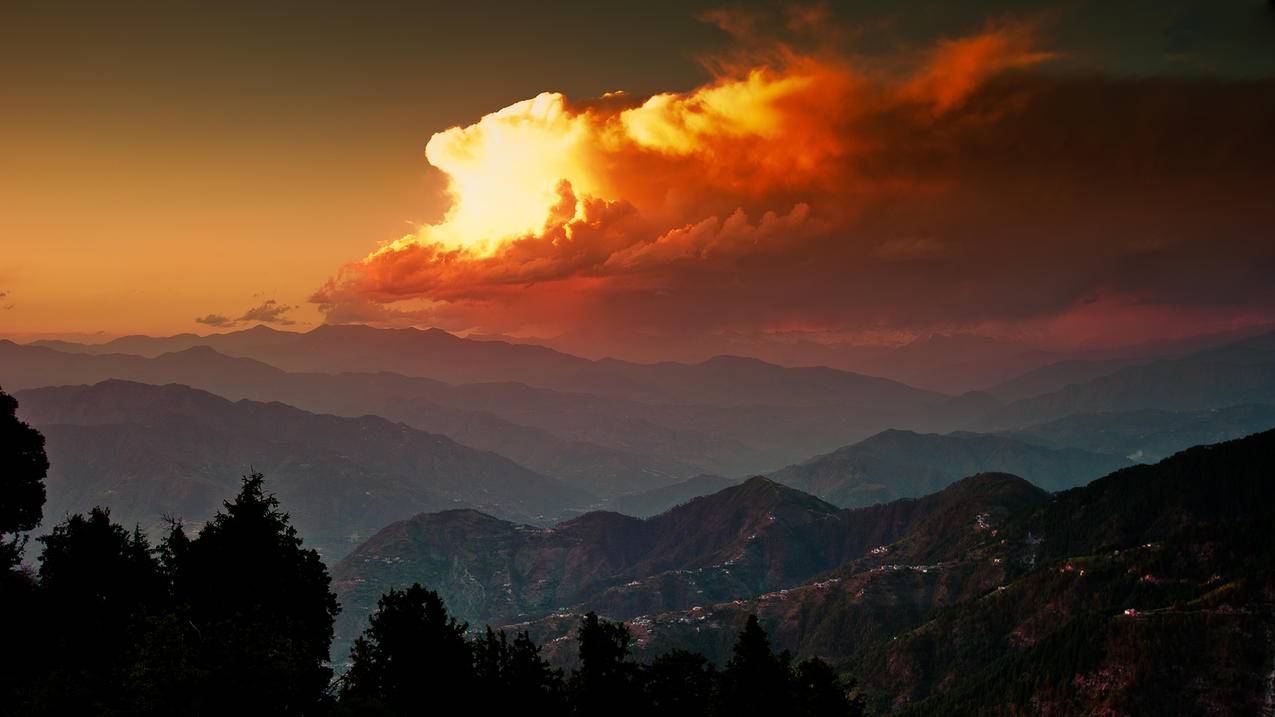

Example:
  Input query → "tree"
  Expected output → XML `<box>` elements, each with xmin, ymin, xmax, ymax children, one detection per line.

<box><xmin>0</xmin><ymin>386</ymin><xmax>47</xmax><ymax>709</ymax></box>
<box><xmin>793</xmin><ymin>656</ymin><xmax>864</xmax><ymax>717</ymax></box>
<box><xmin>571</xmin><ymin>612</ymin><xmax>645</xmax><ymax>715</ymax></box>
<box><xmin>719</xmin><ymin>614</ymin><xmax>793</xmax><ymax>715</ymax></box>
<box><xmin>173</xmin><ymin>473</ymin><xmax>339</xmax><ymax>713</ymax></box>
<box><xmin>29</xmin><ymin>508</ymin><xmax>166</xmax><ymax>713</ymax></box>
<box><xmin>507</xmin><ymin>629</ymin><xmax>565</xmax><ymax>710</ymax></box>
<box><xmin>340</xmin><ymin>583</ymin><xmax>473</xmax><ymax>712</ymax></box>
<box><xmin>0</xmin><ymin>387</ymin><xmax>48</xmax><ymax>571</ymax></box>
<box><xmin>643</xmin><ymin>649</ymin><xmax>717</xmax><ymax>716</ymax></box>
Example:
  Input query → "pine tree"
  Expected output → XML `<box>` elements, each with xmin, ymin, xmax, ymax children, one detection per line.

<box><xmin>173</xmin><ymin>473</ymin><xmax>339</xmax><ymax>713</ymax></box>
<box><xmin>571</xmin><ymin>612</ymin><xmax>645</xmax><ymax>716</ymax></box>
<box><xmin>30</xmin><ymin>508</ymin><xmax>166</xmax><ymax>712</ymax></box>
<box><xmin>340</xmin><ymin>583</ymin><xmax>474</xmax><ymax>712</ymax></box>
<box><xmin>720</xmin><ymin>614</ymin><xmax>793</xmax><ymax>714</ymax></box>
<box><xmin>0</xmin><ymin>387</ymin><xmax>48</xmax><ymax>571</ymax></box>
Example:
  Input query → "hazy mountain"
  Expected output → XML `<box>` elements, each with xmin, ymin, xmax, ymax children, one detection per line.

<box><xmin>16</xmin><ymin>380</ymin><xmax>592</xmax><ymax>560</ymax></box>
<box><xmin>331</xmin><ymin>473</ymin><xmax>1049</xmax><ymax>659</ymax></box>
<box><xmin>1004</xmin><ymin>404</ymin><xmax>1275</xmax><ymax>461</ymax></box>
<box><xmin>0</xmin><ymin>341</ymin><xmax>713</xmax><ymax>495</ymax></box>
<box><xmin>609</xmin><ymin>430</ymin><xmax>1275</xmax><ymax>715</ymax></box>
<box><xmin>979</xmin><ymin>329</ymin><xmax>1275</xmax><ymax>429</ymax></box>
<box><xmin>982</xmin><ymin>357</ymin><xmax>1146</xmax><ymax>402</ymax></box>
<box><xmin>27</xmin><ymin>325</ymin><xmax>949</xmax><ymax>409</ymax></box>
<box><xmin>768</xmin><ymin>429</ymin><xmax>1131</xmax><ymax>507</ymax></box>
<box><xmin>605</xmin><ymin>474</ymin><xmax>740</xmax><ymax>518</ymax></box>
<box><xmin>1</xmin><ymin>340</ymin><xmax>977</xmax><ymax>490</ymax></box>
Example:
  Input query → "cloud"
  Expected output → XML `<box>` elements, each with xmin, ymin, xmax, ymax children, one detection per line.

<box><xmin>237</xmin><ymin>299</ymin><xmax>296</xmax><ymax>325</ymax></box>
<box><xmin>313</xmin><ymin>20</ymin><xmax>1275</xmax><ymax>352</ymax></box>
<box><xmin>195</xmin><ymin>299</ymin><xmax>297</xmax><ymax>328</ymax></box>
<box><xmin>195</xmin><ymin>313</ymin><xmax>235</xmax><ymax>327</ymax></box>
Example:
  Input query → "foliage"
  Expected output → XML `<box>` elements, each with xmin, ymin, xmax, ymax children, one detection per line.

<box><xmin>1</xmin><ymin>474</ymin><xmax>339</xmax><ymax>715</ymax></box>
<box><xmin>0</xmin><ymin>386</ymin><xmax>48</xmax><ymax>570</ymax></box>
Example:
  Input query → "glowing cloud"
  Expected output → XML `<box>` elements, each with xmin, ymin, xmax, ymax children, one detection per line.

<box><xmin>314</xmin><ymin>21</ymin><xmax>1275</xmax><ymax>351</ymax></box>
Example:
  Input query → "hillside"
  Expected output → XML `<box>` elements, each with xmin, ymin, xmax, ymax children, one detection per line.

<box><xmin>331</xmin><ymin>473</ymin><xmax>1049</xmax><ymax>661</ymax></box>
<box><xmin>769</xmin><ymin>429</ymin><xmax>1130</xmax><ymax>507</ymax></box>
<box><xmin>16</xmin><ymin>381</ymin><xmax>592</xmax><ymax>559</ymax></box>
<box><xmin>601</xmin><ymin>430</ymin><xmax>1275</xmax><ymax>715</ymax></box>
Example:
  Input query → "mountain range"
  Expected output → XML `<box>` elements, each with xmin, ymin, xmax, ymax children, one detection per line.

<box><xmin>16</xmin><ymin>380</ymin><xmax>592</xmax><ymax>559</ymax></box>
<box><xmin>767</xmin><ymin>428</ymin><xmax>1131</xmax><ymax>507</ymax></box>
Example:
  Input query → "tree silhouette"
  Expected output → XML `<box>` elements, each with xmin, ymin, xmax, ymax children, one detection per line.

<box><xmin>172</xmin><ymin>473</ymin><xmax>339</xmax><ymax>713</ymax></box>
<box><xmin>571</xmin><ymin>612</ymin><xmax>644</xmax><ymax>715</ymax></box>
<box><xmin>507</xmin><ymin>629</ymin><xmax>565</xmax><ymax>710</ymax></box>
<box><xmin>340</xmin><ymin>583</ymin><xmax>473</xmax><ymax>712</ymax></box>
<box><xmin>0</xmin><ymin>387</ymin><xmax>47</xmax><ymax>709</ymax></box>
<box><xmin>30</xmin><ymin>508</ymin><xmax>166</xmax><ymax>713</ymax></box>
<box><xmin>643</xmin><ymin>649</ymin><xmax>717</xmax><ymax>716</ymax></box>
<box><xmin>0</xmin><ymin>387</ymin><xmax>48</xmax><ymax>571</ymax></box>
<box><xmin>793</xmin><ymin>656</ymin><xmax>864</xmax><ymax>717</ymax></box>
<box><xmin>720</xmin><ymin>614</ymin><xmax>793</xmax><ymax>714</ymax></box>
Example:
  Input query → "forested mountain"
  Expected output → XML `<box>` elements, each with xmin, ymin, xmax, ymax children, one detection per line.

<box><xmin>16</xmin><ymin>381</ymin><xmax>591</xmax><ymax>559</ymax></box>
<box><xmin>331</xmin><ymin>473</ymin><xmax>1050</xmax><ymax>660</ymax></box>
<box><xmin>598</xmin><ymin>429</ymin><xmax>1275</xmax><ymax>715</ymax></box>
<box><xmin>768</xmin><ymin>429</ymin><xmax>1129</xmax><ymax>507</ymax></box>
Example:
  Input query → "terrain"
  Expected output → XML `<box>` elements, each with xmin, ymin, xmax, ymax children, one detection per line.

<box><xmin>16</xmin><ymin>380</ymin><xmax>590</xmax><ymax>559</ymax></box>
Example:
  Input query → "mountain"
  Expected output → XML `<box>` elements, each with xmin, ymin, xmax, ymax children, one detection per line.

<box><xmin>606</xmin><ymin>429</ymin><xmax>1275</xmax><ymax>715</ymax></box>
<box><xmin>330</xmin><ymin>473</ymin><xmax>1050</xmax><ymax>661</ymax></box>
<box><xmin>982</xmin><ymin>357</ymin><xmax>1146</xmax><ymax>402</ymax></box>
<box><xmin>1</xmin><ymin>340</ymin><xmax>972</xmax><ymax>490</ymax></box>
<box><xmin>979</xmin><ymin>329</ymin><xmax>1275</xmax><ymax>429</ymax></box>
<box><xmin>26</xmin><ymin>325</ymin><xmax>949</xmax><ymax>409</ymax></box>
<box><xmin>768</xmin><ymin>429</ymin><xmax>1131</xmax><ymax>507</ymax></box>
<box><xmin>15</xmin><ymin>380</ymin><xmax>592</xmax><ymax>560</ymax></box>
<box><xmin>0</xmin><ymin>341</ymin><xmax>711</xmax><ymax>495</ymax></box>
<box><xmin>606</xmin><ymin>474</ymin><xmax>740</xmax><ymax>518</ymax></box>
<box><xmin>1005</xmin><ymin>404</ymin><xmax>1275</xmax><ymax>461</ymax></box>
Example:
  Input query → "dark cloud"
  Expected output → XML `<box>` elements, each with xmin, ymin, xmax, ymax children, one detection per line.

<box><xmin>237</xmin><ymin>299</ymin><xmax>296</xmax><ymax>326</ymax></box>
<box><xmin>194</xmin><ymin>313</ymin><xmax>235</xmax><ymax>327</ymax></box>
<box><xmin>195</xmin><ymin>300</ymin><xmax>297</xmax><ymax>328</ymax></box>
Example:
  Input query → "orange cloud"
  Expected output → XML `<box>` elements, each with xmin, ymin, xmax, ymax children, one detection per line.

<box><xmin>313</xmin><ymin>21</ymin><xmax>1275</xmax><ymax>350</ymax></box>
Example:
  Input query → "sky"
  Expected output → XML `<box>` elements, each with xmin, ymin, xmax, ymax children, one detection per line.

<box><xmin>3</xmin><ymin>0</ymin><xmax>1274</xmax><ymax>357</ymax></box>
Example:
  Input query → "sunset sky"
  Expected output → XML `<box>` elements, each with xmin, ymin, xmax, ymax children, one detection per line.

<box><xmin>3</xmin><ymin>1</ymin><xmax>1274</xmax><ymax>357</ymax></box>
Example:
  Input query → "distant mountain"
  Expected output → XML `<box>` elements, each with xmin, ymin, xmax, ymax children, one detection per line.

<box><xmin>331</xmin><ymin>473</ymin><xmax>1049</xmax><ymax>660</ymax></box>
<box><xmin>27</xmin><ymin>325</ymin><xmax>949</xmax><ymax>409</ymax></box>
<box><xmin>611</xmin><ymin>429</ymin><xmax>1275</xmax><ymax>715</ymax></box>
<box><xmin>0</xmin><ymin>341</ymin><xmax>712</xmax><ymax>495</ymax></box>
<box><xmin>1</xmin><ymin>340</ymin><xmax>975</xmax><ymax>490</ymax></box>
<box><xmin>16</xmin><ymin>381</ymin><xmax>592</xmax><ymax>560</ymax></box>
<box><xmin>979</xmin><ymin>329</ymin><xmax>1275</xmax><ymax>429</ymax></box>
<box><xmin>982</xmin><ymin>357</ymin><xmax>1146</xmax><ymax>402</ymax></box>
<box><xmin>768</xmin><ymin>429</ymin><xmax>1130</xmax><ymax>507</ymax></box>
<box><xmin>606</xmin><ymin>474</ymin><xmax>739</xmax><ymax>518</ymax></box>
<box><xmin>1005</xmin><ymin>404</ymin><xmax>1275</xmax><ymax>461</ymax></box>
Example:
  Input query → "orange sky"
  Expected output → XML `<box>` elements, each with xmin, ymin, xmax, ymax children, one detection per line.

<box><xmin>3</xmin><ymin>2</ymin><xmax>1274</xmax><ymax>352</ymax></box>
